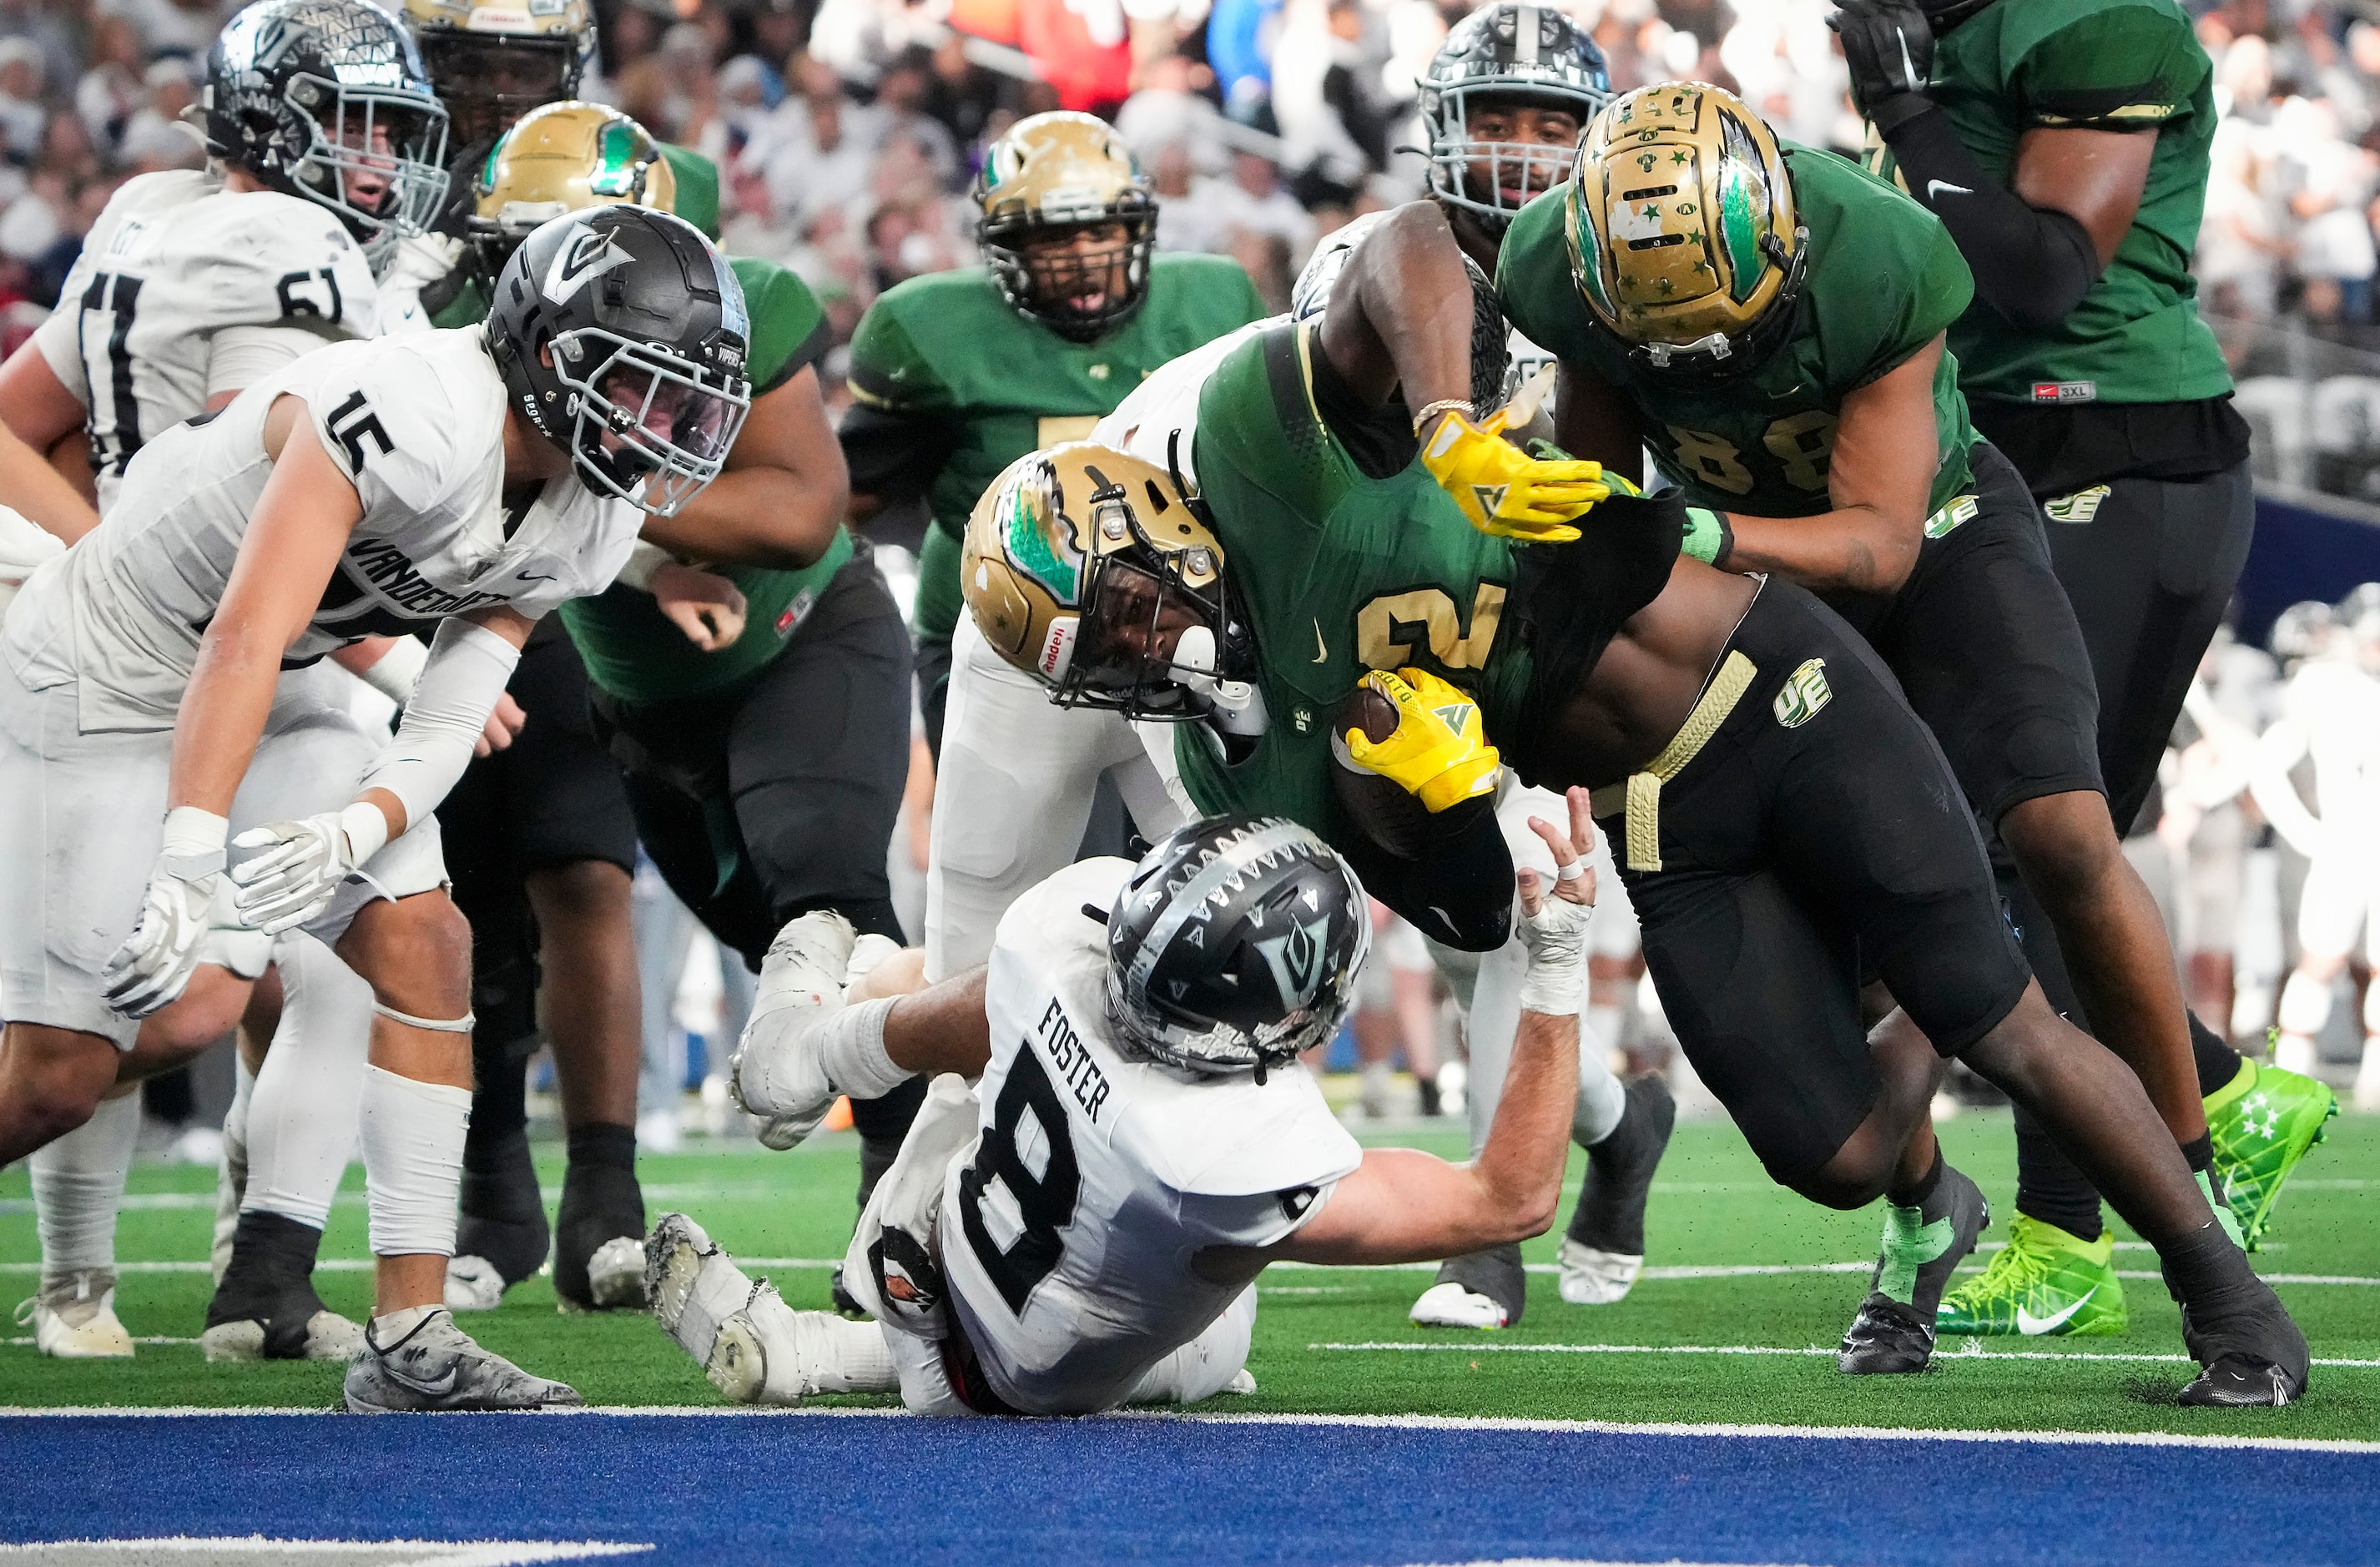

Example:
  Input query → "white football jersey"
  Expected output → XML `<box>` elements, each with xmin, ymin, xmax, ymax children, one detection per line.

<box><xmin>34</xmin><ymin>170</ymin><xmax>378</xmax><ymax>511</ymax></box>
<box><xmin>941</xmin><ymin>857</ymin><xmax>1363</xmax><ymax>1416</ymax></box>
<box><xmin>5</xmin><ymin>326</ymin><xmax>643</xmax><ymax>733</ymax></box>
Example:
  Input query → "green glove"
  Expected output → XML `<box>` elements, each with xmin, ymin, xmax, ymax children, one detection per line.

<box><xmin>1681</xmin><ymin>506</ymin><xmax>1733</xmax><ymax>566</ymax></box>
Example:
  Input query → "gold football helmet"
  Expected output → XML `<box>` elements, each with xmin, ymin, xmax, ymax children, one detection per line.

<box><xmin>964</xmin><ymin>442</ymin><xmax>1235</xmax><ymax>720</ymax></box>
<box><xmin>471</xmin><ymin>101</ymin><xmax>673</xmax><ymax>271</ymax></box>
<box><xmin>973</xmin><ymin>112</ymin><xmax>1157</xmax><ymax>342</ymax></box>
<box><xmin>403</xmin><ymin>0</ymin><xmax>596</xmax><ymax>147</ymax></box>
<box><xmin>1566</xmin><ymin>82</ymin><xmax>1808</xmax><ymax>380</ymax></box>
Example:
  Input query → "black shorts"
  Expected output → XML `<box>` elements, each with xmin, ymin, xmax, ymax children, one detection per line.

<box><xmin>437</xmin><ymin>617</ymin><xmax>640</xmax><ymax>1045</ymax></box>
<box><xmin>2040</xmin><ymin>460</ymin><xmax>2255</xmax><ymax>834</ymax></box>
<box><xmin>590</xmin><ymin>552</ymin><xmax>914</xmax><ymax>966</ymax></box>
<box><xmin>1825</xmin><ymin>441</ymin><xmax>2105</xmax><ymax>828</ymax></box>
<box><xmin>1600</xmin><ymin>580</ymin><xmax>2033</xmax><ymax>1183</ymax></box>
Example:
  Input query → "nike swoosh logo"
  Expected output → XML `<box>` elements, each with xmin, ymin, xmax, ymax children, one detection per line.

<box><xmin>2017</xmin><ymin>1285</ymin><xmax>2095</xmax><ymax>1335</ymax></box>
<box><xmin>1312</xmin><ymin>620</ymin><xmax>1329</xmax><ymax>663</ymax></box>
<box><xmin>516</xmin><ymin>571</ymin><xmax>556</xmax><ymax>583</ymax></box>
<box><xmin>1926</xmin><ymin>179</ymin><xmax>1973</xmax><ymax>201</ymax></box>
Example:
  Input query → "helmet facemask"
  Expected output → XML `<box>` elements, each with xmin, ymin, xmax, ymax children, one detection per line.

<box><xmin>419</xmin><ymin>32</ymin><xmax>577</xmax><ymax>146</ymax></box>
<box><xmin>1051</xmin><ymin>464</ymin><xmax>1232</xmax><ymax>721</ymax></box>
<box><xmin>1427</xmin><ymin>88</ymin><xmax>1589</xmax><ymax>233</ymax></box>
<box><xmin>282</xmin><ymin>73</ymin><xmax>448</xmax><ymax>246</ymax></box>
<box><xmin>545</xmin><ymin>327</ymin><xmax>749</xmax><ymax>516</ymax></box>
<box><xmin>984</xmin><ymin>204</ymin><xmax>1157</xmax><ymax>343</ymax></box>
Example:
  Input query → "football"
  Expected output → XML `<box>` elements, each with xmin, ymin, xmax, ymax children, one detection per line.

<box><xmin>1330</xmin><ymin>678</ymin><xmax>1433</xmax><ymax>860</ymax></box>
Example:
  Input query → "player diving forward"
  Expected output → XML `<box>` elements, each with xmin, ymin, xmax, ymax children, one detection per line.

<box><xmin>0</xmin><ymin>0</ymin><xmax>446</xmax><ymax>1360</ymax></box>
<box><xmin>652</xmin><ymin>805</ymin><xmax>1597</xmax><ymax>1413</ymax></box>
<box><xmin>1834</xmin><ymin>0</ymin><xmax>2337</xmax><ymax>1335</ymax></box>
<box><xmin>910</xmin><ymin>193</ymin><xmax>2305</xmax><ymax>1400</ymax></box>
<box><xmin>0</xmin><ymin>203</ymin><xmax>751</xmax><ymax>1410</ymax></box>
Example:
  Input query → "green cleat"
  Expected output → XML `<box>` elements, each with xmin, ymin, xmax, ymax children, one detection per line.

<box><xmin>1935</xmin><ymin>1214</ymin><xmax>2127</xmax><ymax>1338</ymax></box>
<box><xmin>2206</xmin><ymin>1057</ymin><xmax>2338</xmax><ymax>1252</ymax></box>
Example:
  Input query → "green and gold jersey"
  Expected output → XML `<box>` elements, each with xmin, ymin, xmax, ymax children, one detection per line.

<box><xmin>557</xmin><ymin>254</ymin><xmax>852</xmax><ymax>704</ymax></box>
<box><xmin>1498</xmin><ymin>144</ymin><xmax>1979</xmax><ymax>518</ymax></box>
<box><xmin>428</xmin><ymin>142</ymin><xmax>723</xmax><ymax>330</ymax></box>
<box><xmin>1172</xmin><ymin>320</ymin><xmax>1534</xmax><ymax>839</ymax></box>
<box><xmin>1860</xmin><ymin>0</ymin><xmax>2229</xmax><ymax>408</ymax></box>
<box><xmin>846</xmin><ymin>254</ymin><xmax>1268</xmax><ymax>644</ymax></box>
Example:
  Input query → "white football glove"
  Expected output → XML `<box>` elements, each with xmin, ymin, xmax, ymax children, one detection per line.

<box><xmin>729</xmin><ymin>910</ymin><xmax>858</xmax><ymax>1150</ymax></box>
<box><xmin>229</xmin><ymin>802</ymin><xmax>391</xmax><ymax>935</ymax></box>
<box><xmin>102</xmin><ymin>809</ymin><xmax>229</xmax><ymax>1018</ymax></box>
<box><xmin>1514</xmin><ymin>886</ymin><xmax>1595</xmax><ymax>1016</ymax></box>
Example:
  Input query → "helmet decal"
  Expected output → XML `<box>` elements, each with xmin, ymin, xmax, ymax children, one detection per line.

<box><xmin>542</xmin><ymin>221</ymin><xmax>633</xmax><ymax>305</ymax></box>
<box><xmin>588</xmin><ymin>119</ymin><xmax>644</xmax><ymax>196</ymax></box>
<box><xmin>1253</xmin><ymin>914</ymin><xmax>1330</xmax><ymax>1013</ymax></box>
<box><xmin>1717</xmin><ymin>109</ymin><xmax>1767</xmax><ymax>304</ymax></box>
<box><xmin>1002</xmin><ymin>469</ymin><xmax>1082</xmax><ymax>603</ymax></box>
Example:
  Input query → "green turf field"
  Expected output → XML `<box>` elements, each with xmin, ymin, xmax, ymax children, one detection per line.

<box><xmin>4</xmin><ymin>1106</ymin><xmax>2373</xmax><ymax>1436</ymax></box>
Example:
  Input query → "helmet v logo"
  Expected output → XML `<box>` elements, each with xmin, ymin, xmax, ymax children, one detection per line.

<box><xmin>1253</xmin><ymin>915</ymin><xmax>1330</xmax><ymax>1014</ymax></box>
<box><xmin>545</xmin><ymin>226</ymin><xmax>635</xmax><ymax>306</ymax></box>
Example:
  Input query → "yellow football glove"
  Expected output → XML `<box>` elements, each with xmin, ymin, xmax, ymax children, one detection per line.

<box><xmin>1343</xmin><ymin>668</ymin><xmax>1502</xmax><ymax>813</ymax></box>
<box><xmin>1420</xmin><ymin>406</ymin><xmax>1608</xmax><ymax>544</ymax></box>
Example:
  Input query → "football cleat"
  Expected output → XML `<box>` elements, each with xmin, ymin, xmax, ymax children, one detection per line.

<box><xmin>2173</xmin><ymin>1267</ymin><xmax>2310</xmax><ymax>1408</ymax></box>
<box><xmin>2205</xmin><ymin>1058</ymin><xmax>2337</xmax><ymax>1251</ymax></box>
<box><xmin>1838</xmin><ymin>1163</ymin><xmax>1987</xmax><ymax>1373</ymax></box>
<box><xmin>701</xmin><ymin>1284</ymin><xmax>854</xmax><ymax>1406</ymax></box>
<box><xmin>205</xmin><ymin>1212</ymin><xmax>365</xmax><ymax>1362</ymax></box>
<box><xmin>343</xmin><ymin>1308</ymin><xmax>583</xmax><ymax>1413</ymax></box>
<box><xmin>646</xmin><ymin>1212</ymin><xmax>756</xmax><ymax>1365</ymax></box>
<box><xmin>1409</xmin><ymin>1282</ymin><xmax>1507</xmax><ymax>1329</ymax></box>
<box><xmin>554</xmin><ymin>1157</ymin><xmax>647</xmax><ymax>1313</ymax></box>
<box><xmin>1556</xmin><ymin>1239</ymin><xmax>1643</xmax><ymax>1306</ymax></box>
<box><xmin>1411</xmin><ymin>1242</ymin><xmax>1527</xmax><ymax>1328</ymax></box>
<box><xmin>1935</xmin><ymin>1214</ymin><xmax>2128</xmax><ymax>1338</ymax></box>
<box><xmin>13</xmin><ymin>1269</ymin><xmax>134</xmax><ymax>1359</ymax></box>
<box><xmin>201</xmin><ymin>1308</ymin><xmax>363</xmax><ymax>1363</ymax></box>
<box><xmin>444</xmin><ymin>1255</ymin><xmax>509</xmax><ymax>1314</ymax></box>
<box><xmin>729</xmin><ymin>912</ymin><xmax>858</xmax><ymax>1150</ymax></box>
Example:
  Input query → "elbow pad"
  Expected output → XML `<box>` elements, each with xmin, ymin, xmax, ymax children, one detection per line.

<box><xmin>1883</xmin><ymin>105</ymin><xmax>2104</xmax><ymax>332</ymax></box>
<box><xmin>356</xmin><ymin>618</ymin><xmax>521</xmax><ymax>829</ymax></box>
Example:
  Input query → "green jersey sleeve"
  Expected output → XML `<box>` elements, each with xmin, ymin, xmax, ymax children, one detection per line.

<box><xmin>846</xmin><ymin>295</ymin><xmax>954</xmax><ymax>415</ymax></box>
<box><xmin>729</xmin><ymin>254</ymin><xmax>830</xmax><ymax>395</ymax></box>
<box><xmin>1842</xmin><ymin>193</ymin><xmax>1974</xmax><ymax>389</ymax></box>
<box><xmin>660</xmin><ymin>144</ymin><xmax>721</xmax><ymax>239</ymax></box>
<box><xmin>1191</xmin><ymin>320</ymin><xmax>1356</xmax><ymax>531</ymax></box>
<box><xmin>2008</xmin><ymin>5</ymin><xmax>2207</xmax><ymax>132</ymax></box>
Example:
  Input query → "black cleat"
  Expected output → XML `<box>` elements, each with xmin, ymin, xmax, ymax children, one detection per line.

<box><xmin>449</xmin><ymin>1126</ymin><xmax>551</xmax><ymax>1312</ymax></box>
<box><xmin>554</xmin><ymin>1154</ymin><xmax>648</xmax><ymax>1312</ymax></box>
<box><xmin>203</xmin><ymin>1212</ymin><xmax>362</xmax><ymax>1363</ymax></box>
<box><xmin>2174</xmin><ymin>1268</ymin><xmax>2310</xmax><ymax>1407</ymax></box>
<box><xmin>1837</xmin><ymin>1164</ymin><xmax>1988</xmax><ymax>1375</ymax></box>
<box><xmin>1413</xmin><ymin>1242</ymin><xmax>1528</xmax><ymax>1328</ymax></box>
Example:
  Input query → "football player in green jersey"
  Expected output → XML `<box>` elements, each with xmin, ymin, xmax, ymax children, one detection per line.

<box><xmin>840</xmin><ymin>109</ymin><xmax>1267</xmax><ymax>763</ymax></box>
<box><xmin>1831</xmin><ymin>0</ymin><xmax>2336</xmax><ymax>1337</ymax></box>
<box><xmin>398</xmin><ymin>103</ymin><xmax>912</xmax><ymax>1313</ymax></box>
<box><xmin>961</xmin><ymin>204</ymin><xmax>2310</xmax><ymax>1403</ymax></box>
<box><xmin>1493</xmin><ymin>81</ymin><xmax>2259</xmax><ymax>1352</ymax></box>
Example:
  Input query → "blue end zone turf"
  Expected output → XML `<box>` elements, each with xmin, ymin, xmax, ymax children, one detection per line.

<box><xmin>4</xmin><ymin>1413</ymin><xmax>2377</xmax><ymax>1564</ymax></box>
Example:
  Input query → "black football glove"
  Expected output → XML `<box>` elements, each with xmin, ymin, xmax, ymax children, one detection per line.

<box><xmin>1829</xmin><ymin>0</ymin><xmax>1938</xmax><ymax>134</ymax></box>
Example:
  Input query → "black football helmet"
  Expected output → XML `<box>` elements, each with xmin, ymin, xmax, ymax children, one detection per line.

<box><xmin>487</xmin><ymin>205</ymin><xmax>752</xmax><ymax>517</ymax></box>
<box><xmin>1104</xmin><ymin>817</ymin><xmax>1370</xmax><ymax>1078</ymax></box>
<box><xmin>203</xmin><ymin>0</ymin><xmax>450</xmax><ymax>245</ymax></box>
<box><xmin>1419</xmin><ymin>3</ymin><xmax>1611</xmax><ymax>233</ymax></box>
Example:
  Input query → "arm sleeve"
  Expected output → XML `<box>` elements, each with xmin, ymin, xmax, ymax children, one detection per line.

<box><xmin>205</xmin><ymin>324</ymin><xmax>337</xmax><ymax>401</ymax></box>
<box><xmin>1878</xmin><ymin>109</ymin><xmax>2100</xmax><ymax>335</ymax></box>
<box><xmin>355</xmin><ymin>616</ymin><xmax>522</xmax><ymax>828</ymax></box>
<box><xmin>1339</xmin><ymin>793</ymin><xmax>1514</xmax><ymax>954</ymax></box>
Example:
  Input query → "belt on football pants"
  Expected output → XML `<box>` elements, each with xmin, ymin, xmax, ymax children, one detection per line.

<box><xmin>1588</xmin><ymin>649</ymin><xmax>1757</xmax><ymax>874</ymax></box>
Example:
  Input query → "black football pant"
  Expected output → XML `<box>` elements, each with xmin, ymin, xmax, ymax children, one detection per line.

<box><xmin>2005</xmin><ymin>461</ymin><xmax>2257</xmax><ymax>1240</ymax></box>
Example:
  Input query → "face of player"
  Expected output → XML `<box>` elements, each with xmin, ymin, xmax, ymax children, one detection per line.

<box><xmin>333</xmin><ymin>108</ymin><xmax>399</xmax><ymax>215</ymax></box>
<box><xmin>1019</xmin><ymin>220</ymin><xmax>1132</xmax><ymax>323</ymax></box>
<box><xmin>1461</xmin><ymin>97</ymin><xmax>1581</xmax><ymax>212</ymax></box>
<box><xmin>596</xmin><ymin>360</ymin><xmax>737</xmax><ymax>470</ymax></box>
<box><xmin>1080</xmin><ymin>559</ymin><xmax>1203</xmax><ymax>688</ymax></box>
<box><xmin>429</xmin><ymin>38</ymin><xmax>572</xmax><ymax>146</ymax></box>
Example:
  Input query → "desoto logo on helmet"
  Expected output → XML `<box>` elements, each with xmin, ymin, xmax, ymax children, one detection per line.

<box><xmin>546</xmin><ymin>224</ymin><xmax>633</xmax><ymax>304</ymax></box>
<box><xmin>1254</xmin><ymin>915</ymin><xmax>1331</xmax><ymax>1013</ymax></box>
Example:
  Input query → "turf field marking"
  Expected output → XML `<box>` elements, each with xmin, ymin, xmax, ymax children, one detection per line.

<box><xmin>1308</xmin><ymin>1340</ymin><xmax>2380</xmax><ymax>1370</ymax></box>
<box><xmin>5</xmin><ymin>1336</ymin><xmax>199</xmax><ymax>1347</ymax></box>
<box><xmin>0</xmin><ymin>1540</ymin><xmax>651</xmax><ymax>1566</ymax></box>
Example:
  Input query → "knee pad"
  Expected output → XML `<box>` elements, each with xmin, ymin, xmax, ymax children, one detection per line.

<box><xmin>2278</xmin><ymin>970</ymin><xmax>2334</xmax><ymax>1037</ymax></box>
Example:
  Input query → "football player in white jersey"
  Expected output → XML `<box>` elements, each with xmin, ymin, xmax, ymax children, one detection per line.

<box><xmin>0</xmin><ymin>204</ymin><xmax>751</xmax><ymax>1409</ymax></box>
<box><xmin>649</xmin><ymin>801</ymin><xmax>1596</xmax><ymax>1413</ymax></box>
<box><xmin>0</xmin><ymin>0</ymin><xmax>451</xmax><ymax>1363</ymax></box>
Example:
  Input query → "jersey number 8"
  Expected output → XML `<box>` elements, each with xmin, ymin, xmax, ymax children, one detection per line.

<box><xmin>957</xmin><ymin>1045</ymin><xmax>1082</xmax><ymax>1314</ymax></box>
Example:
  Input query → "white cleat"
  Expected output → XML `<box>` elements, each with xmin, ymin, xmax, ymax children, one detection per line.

<box><xmin>444</xmin><ymin>1255</ymin><xmax>508</xmax><ymax>1313</ymax></box>
<box><xmin>729</xmin><ymin>912</ymin><xmax>858</xmax><ymax>1150</ymax></box>
<box><xmin>586</xmin><ymin>1236</ymin><xmax>648</xmax><ymax>1310</ymax></box>
<box><xmin>14</xmin><ymin>1269</ymin><xmax>134</xmax><ymax>1358</ymax></box>
<box><xmin>645</xmin><ymin>1211</ymin><xmax>830</xmax><ymax>1405</ymax></box>
<box><xmin>344</xmin><ymin>1308</ymin><xmax>582</xmax><ymax>1413</ymax></box>
<box><xmin>1408</xmin><ymin>1281</ymin><xmax>1508</xmax><ymax>1329</ymax></box>
<box><xmin>1557</xmin><ymin>1238</ymin><xmax>1645</xmax><ymax>1305</ymax></box>
<box><xmin>199</xmin><ymin>1309</ymin><xmax>364</xmax><ymax>1363</ymax></box>
<box><xmin>1223</xmin><ymin>1369</ymin><xmax>1258</xmax><ymax>1396</ymax></box>
<box><xmin>703</xmin><ymin>1286</ymin><xmax>848</xmax><ymax>1406</ymax></box>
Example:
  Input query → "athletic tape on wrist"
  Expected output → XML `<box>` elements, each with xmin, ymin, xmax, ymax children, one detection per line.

<box><xmin>355</xmin><ymin>636</ymin><xmax>428</xmax><ymax>705</ymax></box>
<box><xmin>820</xmin><ymin>994</ymin><xmax>913</xmax><ymax>1101</ymax></box>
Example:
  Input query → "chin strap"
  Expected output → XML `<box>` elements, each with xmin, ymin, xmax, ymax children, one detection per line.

<box><xmin>1174</xmin><ymin>624</ymin><xmax>1268</xmax><ymax>737</ymax></box>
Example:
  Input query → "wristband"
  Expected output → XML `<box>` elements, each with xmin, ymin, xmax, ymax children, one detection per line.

<box><xmin>1868</xmin><ymin>90</ymin><xmax>1938</xmax><ymax>137</ymax></box>
<box><xmin>817</xmin><ymin>993</ymin><xmax>914</xmax><ymax>1100</ymax></box>
<box><xmin>1680</xmin><ymin>506</ymin><xmax>1734</xmax><ymax>567</ymax></box>
<box><xmin>159</xmin><ymin>805</ymin><xmax>229</xmax><ymax>880</ymax></box>
<box><xmin>337</xmin><ymin>798</ymin><xmax>392</xmax><ymax>866</ymax></box>
<box><xmin>614</xmin><ymin>540</ymin><xmax>674</xmax><ymax>593</ymax></box>
<box><xmin>355</xmin><ymin>635</ymin><xmax>427</xmax><ymax>705</ymax></box>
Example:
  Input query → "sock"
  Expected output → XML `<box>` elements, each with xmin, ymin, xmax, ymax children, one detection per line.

<box><xmin>1571</xmin><ymin>1054</ymin><xmax>1626</xmax><ymax>1146</ymax></box>
<box><xmin>466</xmin><ymin>1033</ymin><xmax>531</xmax><ymax>1154</ymax></box>
<box><xmin>1888</xmin><ymin>1149</ymin><xmax>1945</xmax><ymax>1212</ymax></box>
<box><xmin>1359</xmin><ymin>1058</ymin><xmax>1391</xmax><ymax>1114</ymax></box>
<box><xmin>206</xmin><ymin>1210</ymin><xmax>330</xmax><ymax>1339</ymax></box>
<box><xmin>371</xmin><ymin>1302</ymin><xmax>441</xmax><ymax>1341</ymax></box>
<box><xmin>31</xmin><ymin>1091</ymin><xmax>139</xmax><ymax>1284</ymax></box>
<box><xmin>812</xmin><ymin>1313</ymin><xmax>900</xmax><ymax>1393</ymax></box>
<box><xmin>2189</xmin><ymin>1010</ymin><xmax>2246</xmax><ymax>1096</ymax></box>
<box><xmin>245</xmin><ymin>935</ymin><xmax>371</xmax><ymax>1230</ymax></box>
<box><xmin>1571</xmin><ymin>1075</ymin><xmax>1674</xmax><ymax>1257</ymax></box>
<box><xmin>456</xmin><ymin>1121</ymin><xmax>548</xmax><ymax>1286</ymax></box>
<box><xmin>2157</xmin><ymin>1217</ymin><xmax>2256</xmax><ymax>1310</ymax></box>
<box><xmin>1585</xmin><ymin>1003</ymin><xmax>1623</xmax><ymax>1064</ymax></box>
<box><xmin>1415</xmin><ymin>1076</ymin><xmax>1442</xmax><ymax>1117</ymax></box>
<box><xmin>850</xmin><ymin>1075</ymin><xmax>930</xmax><ymax>1212</ymax></box>
<box><xmin>2011</xmin><ymin>1103</ymin><xmax>2104</xmax><ymax>1242</ymax></box>
<box><xmin>2203</xmin><ymin>1051</ymin><xmax>2257</xmax><ymax>1115</ymax></box>
<box><xmin>554</xmin><ymin>1122</ymin><xmax>644</xmax><ymax>1306</ymax></box>
<box><xmin>360</xmin><ymin>1066</ymin><xmax>472</xmax><ymax>1259</ymax></box>
<box><xmin>222</xmin><ymin>1053</ymin><xmax>255</xmax><ymax>1166</ymax></box>
<box><xmin>2180</xmin><ymin>1131</ymin><xmax>2213</xmax><ymax>1173</ymax></box>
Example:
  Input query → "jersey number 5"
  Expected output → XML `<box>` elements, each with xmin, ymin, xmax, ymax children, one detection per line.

<box><xmin>956</xmin><ymin>1045</ymin><xmax>1081</xmax><ymax>1314</ymax></box>
<box><xmin>325</xmin><ymin>389</ymin><xmax>395</xmax><ymax>472</ymax></box>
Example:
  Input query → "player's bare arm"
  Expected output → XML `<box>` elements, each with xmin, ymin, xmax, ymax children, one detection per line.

<box><xmin>636</xmin><ymin>364</ymin><xmax>848</xmax><ymax>568</ymax></box>
<box><xmin>0</xmin><ymin>339</ymin><xmax>108</xmax><ymax>542</ymax></box>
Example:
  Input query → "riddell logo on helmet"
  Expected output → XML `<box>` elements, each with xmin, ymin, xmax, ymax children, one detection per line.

<box><xmin>1037</xmin><ymin>618</ymin><xmax>1077</xmax><ymax>681</ymax></box>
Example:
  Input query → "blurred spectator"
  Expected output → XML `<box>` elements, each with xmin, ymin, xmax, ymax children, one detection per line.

<box><xmin>75</xmin><ymin>15</ymin><xmax>145</xmax><ymax>163</ymax></box>
<box><xmin>760</xmin><ymin>75</ymin><xmax>879</xmax><ymax>231</ymax></box>
<box><xmin>0</xmin><ymin>37</ymin><xmax>48</xmax><ymax>165</ymax></box>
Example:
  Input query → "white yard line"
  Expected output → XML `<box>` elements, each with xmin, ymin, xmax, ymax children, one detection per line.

<box><xmin>1307</xmin><ymin>1339</ymin><xmax>2380</xmax><ymax>1369</ymax></box>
